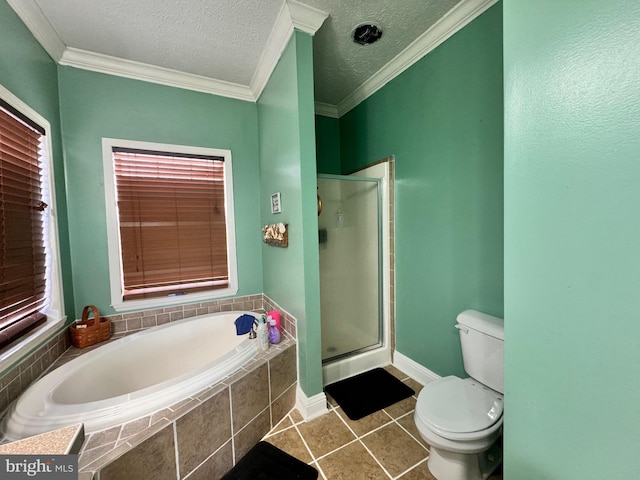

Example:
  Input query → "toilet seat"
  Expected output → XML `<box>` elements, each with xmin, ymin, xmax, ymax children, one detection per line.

<box><xmin>416</xmin><ymin>376</ymin><xmax>503</xmax><ymax>439</ymax></box>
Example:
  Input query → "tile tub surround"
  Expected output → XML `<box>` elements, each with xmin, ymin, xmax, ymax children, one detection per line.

<box><xmin>0</xmin><ymin>329</ymin><xmax>71</xmax><ymax>417</ymax></box>
<box><xmin>0</xmin><ymin>293</ymin><xmax>297</xmax><ymax>423</ymax></box>
<box><xmin>0</xmin><ymin>293</ymin><xmax>299</xmax><ymax>479</ymax></box>
<box><xmin>104</xmin><ymin>294</ymin><xmax>296</xmax><ymax>337</ymax></box>
<box><xmin>80</xmin><ymin>340</ymin><xmax>297</xmax><ymax>479</ymax></box>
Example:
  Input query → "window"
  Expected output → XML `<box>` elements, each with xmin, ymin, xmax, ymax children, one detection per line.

<box><xmin>0</xmin><ymin>85</ymin><xmax>64</xmax><ymax>355</ymax></box>
<box><xmin>103</xmin><ymin>139</ymin><xmax>237</xmax><ymax>311</ymax></box>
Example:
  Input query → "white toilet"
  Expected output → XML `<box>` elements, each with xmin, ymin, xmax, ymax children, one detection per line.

<box><xmin>414</xmin><ymin>310</ymin><xmax>504</xmax><ymax>480</ymax></box>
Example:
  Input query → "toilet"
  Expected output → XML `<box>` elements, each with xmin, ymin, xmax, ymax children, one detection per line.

<box><xmin>414</xmin><ymin>310</ymin><xmax>504</xmax><ymax>480</ymax></box>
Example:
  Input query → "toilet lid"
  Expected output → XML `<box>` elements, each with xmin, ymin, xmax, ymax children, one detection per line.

<box><xmin>416</xmin><ymin>376</ymin><xmax>503</xmax><ymax>434</ymax></box>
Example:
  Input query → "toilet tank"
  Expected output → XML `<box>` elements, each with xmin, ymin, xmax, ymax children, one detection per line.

<box><xmin>456</xmin><ymin>310</ymin><xmax>504</xmax><ymax>394</ymax></box>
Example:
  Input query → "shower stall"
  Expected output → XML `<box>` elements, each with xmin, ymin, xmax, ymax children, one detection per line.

<box><xmin>318</xmin><ymin>161</ymin><xmax>392</xmax><ymax>385</ymax></box>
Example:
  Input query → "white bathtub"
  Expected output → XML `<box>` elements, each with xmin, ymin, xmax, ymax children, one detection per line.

<box><xmin>2</xmin><ymin>310</ymin><xmax>259</xmax><ymax>440</ymax></box>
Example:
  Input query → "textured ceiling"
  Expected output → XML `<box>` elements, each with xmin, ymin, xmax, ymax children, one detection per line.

<box><xmin>35</xmin><ymin>0</ymin><xmax>283</xmax><ymax>86</ymax></box>
<box><xmin>27</xmin><ymin>0</ymin><xmax>465</xmax><ymax>108</ymax></box>
<box><xmin>307</xmin><ymin>0</ymin><xmax>461</xmax><ymax>106</ymax></box>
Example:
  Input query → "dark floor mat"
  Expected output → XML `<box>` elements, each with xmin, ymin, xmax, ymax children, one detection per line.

<box><xmin>325</xmin><ymin>367</ymin><xmax>415</xmax><ymax>420</ymax></box>
<box><xmin>221</xmin><ymin>441</ymin><xmax>318</xmax><ymax>480</ymax></box>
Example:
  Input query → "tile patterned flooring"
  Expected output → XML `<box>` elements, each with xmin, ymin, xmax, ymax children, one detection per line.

<box><xmin>262</xmin><ymin>365</ymin><xmax>503</xmax><ymax>480</ymax></box>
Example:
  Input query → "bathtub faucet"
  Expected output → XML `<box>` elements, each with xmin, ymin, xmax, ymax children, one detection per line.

<box><xmin>249</xmin><ymin>320</ymin><xmax>258</xmax><ymax>339</ymax></box>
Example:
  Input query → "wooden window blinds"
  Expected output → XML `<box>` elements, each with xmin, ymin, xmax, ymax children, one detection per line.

<box><xmin>112</xmin><ymin>148</ymin><xmax>229</xmax><ymax>301</ymax></box>
<box><xmin>0</xmin><ymin>100</ymin><xmax>48</xmax><ymax>347</ymax></box>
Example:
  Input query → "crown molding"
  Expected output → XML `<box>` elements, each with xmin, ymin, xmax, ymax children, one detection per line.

<box><xmin>8</xmin><ymin>0</ymin><xmax>493</xmax><ymax>115</ymax></box>
<box><xmin>336</xmin><ymin>0</ymin><xmax>499</xmax><ymax>117</ymax></box>
<box><xmin>249</xmin><ymin>2</ymin><xmax>294</xmax><ymax>101</ymax></box>
<box><xmin>314</xmin><ymin>102</ymin><xmax>339</xmax><ymax>118</ymax></box>
<box><xmin>8</xmin><ymin>0</ymin><xmax>326</xmax><ymax>104</ymax></box>
<box><xmin>251</xmin><ymin>0</ymin><xmax>328</xmax><ymax>101</ymax></box>
<box><xmin>6</xmin><ymin>0</ymin><xmax>65</xmax><ymax>62</ymax></box>
<box><xmin>287</xmin><ymin>0</ymin><xmax>329</xmax><ymax>36</ymax></box>
<box><xmin>59</xmin><ymin>48</ymin><xmax>255</xmax><ymax>102</ymax></box>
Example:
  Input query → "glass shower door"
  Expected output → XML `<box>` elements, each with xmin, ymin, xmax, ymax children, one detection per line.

<box><xmin>318</xmin><ymin>175</ymin><xmax>382</xmax><ymax>363</ymax></box>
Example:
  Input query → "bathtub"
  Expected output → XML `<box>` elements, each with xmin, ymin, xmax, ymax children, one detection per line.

<box><xmin>2</xmin><ymin>310</ymin><xmax>259</xmax><ymax>440</ymax></box>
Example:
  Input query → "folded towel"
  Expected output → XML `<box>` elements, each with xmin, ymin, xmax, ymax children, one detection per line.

<box><xmin>234</xmin><ymin>314</ymin><xmax>255</xmax><ymax>335</ymax></box>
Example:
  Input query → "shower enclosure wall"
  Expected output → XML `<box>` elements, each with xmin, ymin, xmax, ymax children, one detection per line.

<box><xmin>318</xmin><ymin>161</ymin><xmax>392</xmax><ymax>385</ymax></box>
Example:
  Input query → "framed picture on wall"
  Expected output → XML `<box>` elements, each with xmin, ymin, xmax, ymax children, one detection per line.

<box><xmin>271</xmin><ymin>192</ymin><xmax>282</xmax><ymax>214</ymax></box>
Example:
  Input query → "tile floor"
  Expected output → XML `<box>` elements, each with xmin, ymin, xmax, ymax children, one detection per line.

<box><xmin>262</xmin><ymin>365</ymin><xmax>503</xmax><ymax>480</ymax></box>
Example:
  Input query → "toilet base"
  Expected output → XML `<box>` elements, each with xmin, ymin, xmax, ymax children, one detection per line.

<box><xmin>428</xmin><ymin>442</ymin><xmax>502</xmax><ymax>480</ymax></box>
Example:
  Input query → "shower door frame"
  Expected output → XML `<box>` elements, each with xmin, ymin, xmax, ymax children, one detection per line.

<box><xmin>317</xmin><ymin>173</ymin><xmax>384</xmax><ymax>364</ymax></box>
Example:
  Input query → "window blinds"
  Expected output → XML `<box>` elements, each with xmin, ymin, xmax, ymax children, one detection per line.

<box><xmin>0</xmin><ymin>102</ymin><xmax>47</xmax><ymax>346</ymax></box>
<box><xmin>112</xmin><ymin>149</ymin><xmax>229</xmax><ymax>300</ymax></box>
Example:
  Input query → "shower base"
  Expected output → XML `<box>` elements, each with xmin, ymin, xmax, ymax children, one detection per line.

<box><xmin>322</xmin><ymin>345</ymin><xmax>391</xmax><ymax>386</ymax></box>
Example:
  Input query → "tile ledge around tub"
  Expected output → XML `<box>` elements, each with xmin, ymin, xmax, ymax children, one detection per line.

<box><xmin>0</xmin><ymin>423</ymin><xmax>84</xmax><ymax>455</ymax></box>
<box><xmin>78</xmin><ymin>335</ymin><xmax>296</xmax><ymax>474</ymax></box>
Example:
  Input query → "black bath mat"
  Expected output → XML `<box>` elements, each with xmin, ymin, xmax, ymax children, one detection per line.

<box><xmin>325</xmin><ymin>367</ymin><xmax>415</xmax><ymax>420</ymax></box>
<box><xmin>221</xmin><ymin>441</ymin><xmax>318</xmax><ymax>480</ymax></box>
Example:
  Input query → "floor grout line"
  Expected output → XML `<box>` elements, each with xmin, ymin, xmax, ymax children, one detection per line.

<box><xmin>392</xmin><ymin>457</ymin><xmax>430</xmax><ymax>480</ymax></box>
<box><xmin>294</xmin><ymin>398</ymin><xmax>425</xmax><ymax>479</ymax></box>
<box><xmin>260</xmin><ymin>368</ymin><xmax>501</xmax><ymax>480</ymax></box>
<box><xmin>305</xmin><ymin>431</ymin><xmax>361</xmax><ymax>463</ymax></box>
<box><xmin>356</xmin><ymin>437</ymin><xmax>394</xmax><ymax>479</ymax></box>
<box><xmin>290</xmin><ymin>414</ymin><xmax>321</xmax><ymax>464</ymax></box>
<box><xmin>391</xmin><ymin>410</ymin><xmax>430</xmax><ymax>453</ymax></box>
<box><xmin>298</xmin><ymin>403</ymin><xmax>394</xmax><ymax>479</ymax></box>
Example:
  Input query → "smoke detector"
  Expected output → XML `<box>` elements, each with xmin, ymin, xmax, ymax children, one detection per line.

<box><xmin>352</xmin><ymin>23</ymin><xmax>383</xmax><ymax>45</ymax></box>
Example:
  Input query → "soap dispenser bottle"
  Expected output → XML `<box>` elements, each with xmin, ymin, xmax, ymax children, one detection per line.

<box><xmin>256</xmin><ymin>315</ymin><xmax>269</xmax><ymax>352</ymax></box>
<box><xmin>267</xmin><ymin>315</ymin><xmax>281</xmax><ymax>345</ymax></box>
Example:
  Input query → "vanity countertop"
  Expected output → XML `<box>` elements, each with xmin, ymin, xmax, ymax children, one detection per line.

<box><xmin>0</xmin><ymin>423</ymin><xmax>84</xmax><ymax>455</ymax></box>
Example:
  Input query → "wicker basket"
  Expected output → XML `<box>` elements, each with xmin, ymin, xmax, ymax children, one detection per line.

<box><xmin>70</xmin><ymin>305</ymin><xmax>111</xmax><ymax>348</ymax></box>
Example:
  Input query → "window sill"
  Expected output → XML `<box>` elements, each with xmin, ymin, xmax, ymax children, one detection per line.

<box><xmin>0</xmin><ymin>311</ymin><xmax>67</xmax><ymax>377</ymax></box>
<box><xmin>110</xmin><ymin>285</ymin><xmax>239</xmax><ymax>313</ymax></box>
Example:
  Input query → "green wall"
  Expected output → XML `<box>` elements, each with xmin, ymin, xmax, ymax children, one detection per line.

<box><xmin>504</xmin><ymin>1</ymin><xmax>640</xmax><ymax>477</ymax></box>
<box><xmin>0</xmin><ymin>0</ymin><xmax>74</xmax><ymax>317</ymax></box>
<box><xmin>315</xmin><ymin>115</ymin><xmax>340</xmax><ymax>174</ymax></box>
<box><xmin>340</xmin><ymin>4</ymin><xmax>503</xmax><ymax>376</ymax></box>
<box><xmin>3</xmin><ymin>1</ymin><xmax>324</xmax><ymax>397</ymax></box>
<box><xmin>57</xmin><ymin>67</ymin><xmax>263</xmax><ymax>318</ymax></box>
<box><xmin>258</xmin><ymin>31</ymin><xmax>323</xmax><ymax>397</ymax></box>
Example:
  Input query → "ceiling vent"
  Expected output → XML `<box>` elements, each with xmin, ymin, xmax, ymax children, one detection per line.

<box><xmin>352</xmin><ymin>23</ymin><xmax>383</xmax><ymax>45</ymax></box>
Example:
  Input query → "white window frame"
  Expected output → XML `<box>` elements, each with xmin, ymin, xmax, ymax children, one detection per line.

<box><xmin>0</xmin><ymin>84</ymin><xmax>66</xmax><ymax>374</ymax></box>
<box><xmin>102</xmin><ymin>138</ymin><xmax>238</xmax><ymax>312</ymax></box>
